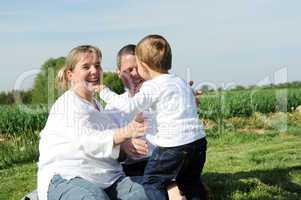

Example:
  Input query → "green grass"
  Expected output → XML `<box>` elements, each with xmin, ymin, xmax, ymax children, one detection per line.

<box><xmin>204</xmin><ymin>129</ymin><xmax>301</xmax><ymax>200</ymax></box>
<box><xmin>0</xmin><ymin>116</ymin><xmax>301</xmax><ymax>200</ymax></box>
<box><xmin>0</xmin><ymin>163</ymin><xmax>37</xmax><ymax>200</ymax></box>
<box><xmin>0</xmin><ymin>131</ymin><xmax>39</xmax><ymax>169</ymax></box>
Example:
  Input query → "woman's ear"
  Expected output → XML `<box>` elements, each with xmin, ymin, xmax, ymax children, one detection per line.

<box><xmin>66</xmin><ymin>69</ymin><xmax>73</xmax><ymax>81</ymax></box>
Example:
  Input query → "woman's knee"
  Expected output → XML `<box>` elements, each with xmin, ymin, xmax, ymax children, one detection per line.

<box><xmin>48</xmin><ymin>175</ymin><xmax>110</xmax><ymax>200</ymax></box>
<box><xmin>116</xmin><ymin>177</ymin><xmax>148</xmax><ymax>200</ymax></box>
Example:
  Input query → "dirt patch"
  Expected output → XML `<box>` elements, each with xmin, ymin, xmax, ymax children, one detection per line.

<box><xmin>238</xmin><ymin>128</ymin><xmax>266</xmax><ymax>134</ymax></box>
<box><xmin>279</xmin><ymin>132</ymin><xmax>296</xmax><ymax>139</ymax></box>
<box><xmin>296</xmin><ymin>105</ymin><xmax>301</xmax><ymax>113</ymax></box>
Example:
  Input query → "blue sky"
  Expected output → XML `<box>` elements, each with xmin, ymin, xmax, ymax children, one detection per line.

<box><xmin>0</xmin><ymin>0</ymin><xmax>300</xmax><ymax>91</ymax></box>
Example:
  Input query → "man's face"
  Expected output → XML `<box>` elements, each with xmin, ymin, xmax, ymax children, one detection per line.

<box><xmin>118</xmin><ymin>54</ymin><xmax>144</xmax><ymax>92</ymax></box>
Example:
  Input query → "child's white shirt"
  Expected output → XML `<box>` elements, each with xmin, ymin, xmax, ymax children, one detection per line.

<box><xmin>105</xmin><ymin>91</ymin><xmax>156</xmax><ymax>162</ymax></box>
<box><xmin>100</xmin><ymin>74</ymin><xmax>206</xmax><ymax>147</ymax></box>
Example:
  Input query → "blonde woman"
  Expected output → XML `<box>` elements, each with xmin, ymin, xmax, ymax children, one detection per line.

<box><xmin>37</xmin><ymin>45</ymin><xmax>148</xmax><ymax>200</ymax></box>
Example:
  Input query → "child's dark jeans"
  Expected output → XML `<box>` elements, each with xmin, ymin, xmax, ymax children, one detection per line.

<box><xmin>142</xmin><ymin>137</ymin><xmax>207</xmax><ymax>200</ymax></box>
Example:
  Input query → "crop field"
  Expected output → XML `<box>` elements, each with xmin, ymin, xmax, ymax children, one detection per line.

<box><xmin>199</xmin><ymin>88</ymin><xmax>301</xmax><ymax>120</ymax></box>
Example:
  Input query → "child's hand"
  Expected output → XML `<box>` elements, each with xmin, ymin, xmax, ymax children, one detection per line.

<box><xmin>189</xmin><ymin>80</ymin><xmax>203</xmax><ymax>107</ymax></box>
<box><xmin>126</xmin><ymin>118</ymin><xmax>148</xmax><ymax>138</ymax></box>
<box><xmin>93</xmin><ymin>84</ymin><xmax>106</xmax><ymax>93</ymax></box>
<box><xmin>167</xmin><ymin>183</ymin><xmax>187</xmax><ymax>200</ymax></box>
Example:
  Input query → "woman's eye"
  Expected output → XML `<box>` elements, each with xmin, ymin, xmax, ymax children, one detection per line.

<box><xmin>82</xmin><ymin>65</ymin><xmax>90</xmax><ymax>69</ymax></box>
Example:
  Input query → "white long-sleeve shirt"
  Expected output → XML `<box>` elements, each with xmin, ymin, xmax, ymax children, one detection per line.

<box><xmin>105</xmin><ymin>91</ymin><xmax>156</xmax><ymax>162</ymax></box>
<box><xmin>100</xmin><ymin>74</ymin><xmax>206</xmax><ymax>148</ymax></box>
<box><xmin>38</xmin><ymin>90</ymin><xmax>123</xmax><ymax>200</ymax></box>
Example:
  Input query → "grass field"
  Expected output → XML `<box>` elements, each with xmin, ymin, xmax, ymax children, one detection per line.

<box><xmin>203</xmin><ymin>127</ymin><xmax>301</xmax><ymax>199</ymax></box>
<box><xmin>1</xmin><ymin>112</ymin><xmax>301</xmax><ymax>200</ymax></box>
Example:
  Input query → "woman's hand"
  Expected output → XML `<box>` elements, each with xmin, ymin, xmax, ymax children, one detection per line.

<box><xmin>114</xmin><ymin>119</ymin><xmax>147</xmax><ymax>145</ymax></box>
<box><xmin>126</xmin><ymin>118</ymin><xmax>148</xmax><ymax>138</ymax></box>
<box><xmin>93</xmin><ymin>84</ymin><xmax>107</xmax><ymax>93</ymax></box>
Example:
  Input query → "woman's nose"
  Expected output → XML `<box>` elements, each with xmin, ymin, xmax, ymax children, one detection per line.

<box><xmin>90</xmin><ymin>65</ymin><xmax>100</xmax><ymax>74</ymax></box>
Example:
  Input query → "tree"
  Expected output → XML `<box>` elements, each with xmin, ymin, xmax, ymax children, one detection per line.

<box><xmin>0</xmin><ymin>90</ymin><xmax>32</xmax><ymax>104</ymax></box>
<box><xmin>19</xmin><ymin>89</ymin><xmax>33</xmax><ymax>104</ymax></box>
<box><xmin>233</xmin><ymin>85</ymin><xmax>245</xmax><ymax>91</ymax></box>
<box><xmin>0</xmin><ymin>91</ymin><xmax>14</xmax><ymax>104</ymax></box>
<box><xmin>103</xmin><ymin>72</ymin><xmax>124</xmax><ymax>95</ymax></box>
<box><xmin>32</xmin><ymin>57</ymin><xmax>65</xmax><ymax>104</ymax></box>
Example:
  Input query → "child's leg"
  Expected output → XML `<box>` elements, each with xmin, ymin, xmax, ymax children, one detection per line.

<box><xmin>142</xmin><ymin>146</ymin><xmax>187</xmax><ymax>200</ymax></box>
<box><xmin>177</xmin><ymin>138</ymin><xmax>207</xmax><ymax>200</ymax></box>
<box><xmin>167</xmin><ymin>183</ymin><xmax>187</xmax><ymax>200</ymax></box>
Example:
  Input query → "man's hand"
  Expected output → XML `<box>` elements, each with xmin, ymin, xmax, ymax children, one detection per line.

<box><xmin>121</xmin><ymin>138</ymin><xmax>149</xmax><ymax>158</ymax></box>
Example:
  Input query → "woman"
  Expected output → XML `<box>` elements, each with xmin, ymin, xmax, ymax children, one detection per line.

<box><xmin>37</xmin><ymin>45</ymin><xmax>148</xmax><ymax>200</ymax></box>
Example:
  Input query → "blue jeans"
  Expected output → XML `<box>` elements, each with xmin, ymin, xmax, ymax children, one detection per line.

<box><xmin>48</xmin><ymin>174</ymin><xmax>148</xmax><ymax>200</ymax></box>
<box><xmin>142</xmin><ymin>138</ymin><xmax>207</xmax><ymax>200</ymax></box>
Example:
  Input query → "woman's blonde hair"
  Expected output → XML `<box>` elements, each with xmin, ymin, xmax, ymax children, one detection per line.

<box><xmin>57</xmin><ymin>45</ymin><xmax>102</xmax><ymax>90</ymax></box>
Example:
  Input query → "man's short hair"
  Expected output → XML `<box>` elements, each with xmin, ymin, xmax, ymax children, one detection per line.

<box><xmin>117</xmin><ymin>44</ymin><xmax>136</xmax><ymax>69</ymax></box>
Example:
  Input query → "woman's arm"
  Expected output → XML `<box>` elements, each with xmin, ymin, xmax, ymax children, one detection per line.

<box><xmin>113</xmin><ymin>119</ymin><xmax>147</xmax><ymax>145</ymax></box>
<box><xmin>46</xmin><ymin>91</ymin><xmax>147</xmax><ymax>160</ymax></box>
<box><xmin>69</xmin><ymin>117</ymin><xmax>147</xmax><ymax>158</ymax></box>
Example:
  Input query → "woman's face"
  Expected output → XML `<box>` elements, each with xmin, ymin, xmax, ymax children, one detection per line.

<box><xmin>67</xmin><ymin>52</ymin><xmax>102</xmax><ymax>95</ymax></box>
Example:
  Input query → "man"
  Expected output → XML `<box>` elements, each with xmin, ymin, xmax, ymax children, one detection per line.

<box><xmin>109</xmin><ymin>44</ymin><xmax>151</xmax><ymax>176</ymax></box>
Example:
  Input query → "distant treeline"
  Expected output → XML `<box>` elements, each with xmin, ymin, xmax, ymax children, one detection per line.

<box><xmin>0</xmin><ymin>90</ymin><xmax>33</xmax><ymax>104</ymax></box>
<box><xmin>230</xmin><ymin>81</ymin><xmax>301</xmax><ymax>91</ymax></box>
<box><xmin>200</xmin><ymin>81</ymin><xmax>301</xmax><ymax>92</ymax></box>
<box><xmin>0</xmin><ymin>56</ymin><xmax>300</xmax><ymax>105</ymax></box>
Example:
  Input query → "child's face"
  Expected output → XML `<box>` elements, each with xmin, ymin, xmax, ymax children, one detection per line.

<box><xmin>67</xmin><ymin>52</ymin><xmax>102</xmax><ymax>94</ymax></box>
<box><xmin>136</xmin><ymin>56</ymin><xmax>150</xmax><ymax>81</ymax></box>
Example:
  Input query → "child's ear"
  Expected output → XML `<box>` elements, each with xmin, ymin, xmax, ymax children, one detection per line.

<box><xmin>140</xmin><ymin>61</ymin><xmax>149</xmax><ymax>69</ymax></box>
